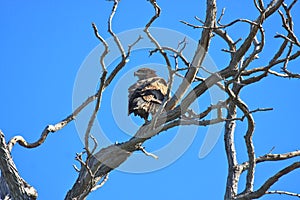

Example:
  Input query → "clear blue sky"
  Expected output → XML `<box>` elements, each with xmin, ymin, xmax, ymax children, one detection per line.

<box><xmin>0</xmin><ymin>0</ymin><xmax>299</xmax><ymax>199</ymax></box>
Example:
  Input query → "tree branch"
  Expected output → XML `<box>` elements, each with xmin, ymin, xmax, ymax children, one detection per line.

<box><xmin>224</xmin><ymin>84</ymin><xmax>241</xmax><ymax>199</ymax></box>
<box><xmin>266</xmin><ymin>190</ymin><xmax>300</xmax><ymax>198</ymax></box>
<box><xmin>84</xmin><ymin>71</ymin><xmax>107</xmax><ymax>156</ymax></box>
<box><xmin>240</xmin><ymin>150</ymin><xmax>300</xmax><ymax>172</ymax></box>
<box><xmin>107</xmin><ymin>0</ymin><xmax>125</xmax><ymax>58</ymax></box>
<box><xmin>0</xmin><ymin>130</ymin><xmax>37</xmax><ymax>200</ymax></box>
<box><xmin>91</xmin><ymin>22</ymin><xmax>109</xmax><ymax>71</ymax></box>
<box><xmin>144</xmin><ymin>0</ymin><xmax>173</xmax><ymax>129</ymax></box>
<box><xmin>236</xmin><ymin>162</ymin><xmax>300</xmax><ymax>199</ymax></box>
<box><xmin>165</xmin><ymin>0</ymin><xmax>217</xmax><ymax>110</ymax></box>
<box><xmin>226</xmin><ymin>84</ymin><xmax>256</xmax><ymax>193</ymax></box>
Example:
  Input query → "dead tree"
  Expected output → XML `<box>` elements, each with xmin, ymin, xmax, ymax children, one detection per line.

<box><xmin>1</xmin><ymin>0</ymin><xmax>300</xmax><ymax>199</ymax></box>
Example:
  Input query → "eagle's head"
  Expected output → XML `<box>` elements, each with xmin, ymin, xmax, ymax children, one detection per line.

<box><xmin>134</xmin><ymin>68</ymin><xmax>157</xmax><ymax>80</ymax></box>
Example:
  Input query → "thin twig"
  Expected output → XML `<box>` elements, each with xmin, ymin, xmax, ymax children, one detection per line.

<box><xmin>7</xmin><ymin>94</ymin><xmax>97</xmax><ymax>151</ymax></box>
<box><xmin>236</xmin><ymin>162</ymin><xmax>300</xmax><ymax>199</ymax></box>
<box><xmin>73</xmin><ymin>164</ymin><xmax>80</xmax><ymax>173</ymax></box>
<box><xmin>137</xmin><ymin>146</ymin><xmax>158</xmax><ymax>159</ymax></box>
<box><xmin>84</xmin><ymin>71</ymin><xmax>107</xmax><ymax>156</ymax></box>
<box><xmin>253</xmin><ymin>0</ymin><xmax>264</xmax><ymax>13</ymax></box>
<box><xmin>108</xmin><ymin>0</ymin><xmax>125</xmax><ymax>57</ymax></box>
<box><xmin>217</xmin><ymin>8</ymin><xmax>226</xmax><ymax>26</ymax></box>
<box><xmin>266</xmin><ymin>190</ymin><xmax>300</xmax><ymax>198</ymax></box>
<box><xmin>166</xmin><ymin>0</ymin><xmax>217</xmax><ymax>111</ymax></box>
<box><xmin>181</xmin><ymin>18</ymin><xmax>259</xmax><ymax>30</ymax></box>
<box><xmin>144</xmin><ymin>0</ymin><xmax>173</xmax><ymax>129</ymax></box>
<box><xmin>230</xmin><ymin>107</ymin><xmax>273</xmax><ymax>122</ymax></box>
<box><xmin>75</xmin><ymin>152</ymin><xmax>96</xmax><ymax>192</ymax></box>
<box><xmin>278</xmin><ymin>10</ymin><xmax>300</xmax><ymax>46</ymax></box>
<box><xmin>240</xmin><ymin>150</ymin><xmax>300</xmax><ymax>172</ymax></box>
<box><xmin>90</xmin><ymin>135</ymin><xmax>99</xmax><ymax>155</ymax></box>
<box><xmin>91</xmin><ymin>22</ymin><xmax>109</xmax><ymax>71</ymax></box>
<box><xmin>105</xmin><ymin>35</ymin><xmax>143</xmax><ymax>87</ymax></box>
<box><xmin>151</xmin><ymin>46</ymin><xmax>190</xmax><ymax>67</ymax></box>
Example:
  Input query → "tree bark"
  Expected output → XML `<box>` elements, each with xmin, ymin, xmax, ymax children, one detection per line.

<box><xmin>0</xmin><ymin>131</ymin><xmax>37</xmax><ymax>200</ymax></box>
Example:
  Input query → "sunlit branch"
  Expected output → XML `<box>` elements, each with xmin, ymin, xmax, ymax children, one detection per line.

<box><xmin>266</xmin><ymin>190</ymin><xmax>300</xmax><ymax>198</ymax></box>
<box><xmin>230</xmin><ymin>107</ymin><xmax>273</xmax><ymax>122</ymax></box>
<box><xmin>241</xmin><ymin>25</ymin><xmax>265</xmax><ymax>71</ymax></box>
<box><xmin>253</xmin><ymin>0</ymin><xmax>264</xmax><ymax>13</ymax></box>
<box><xmin>137</xmin><ymin>145</ymin><xmax>158</xmax><ymax>159</ymax></box>
<box><xmin>278</xmin><ymin>9</ymin><xmax>300</xmax><ymax>46</ymax></box>
<box><xmin>144</xmin><ymin>0</ymin><xmax>173</xmax><ymax>129</ymax></box>
<box><xmin>91</xmin><ymin>173</ymin><xmax>109</xmax><ymax>192</ymax></box>
<box><xmin>104</xmin><ymin>35</ymin><xmax>143</xmax><ymax>87</ymax></box>
<box><xmin>225</xmin><ymin>83</ymin><xmax>256</xmax><ymax>193</ymax></box>
<box><xmin>150</xmin><ymin>46</ymin><xmax>190</xmax><ymax>67</ymax></box>
<box><xmin>185</xmin><ymin>101</ymin><xmax>228</xmax><ymax>120</ymax></box>
<box><xmin>7</xmin><ymin>94</ymin><xmax>97</xmax><ymax>151</ymax></box>
<box><xmin>74</xmin><ymin>152</ymin><xmax>95</xmax><ymax>198</ymax></box>
<box><xmin>236</xmin><ymin>162</ymin><xmax>300</xmax><ymax>199</ymax></box>
<box><xmin>108</xmin><ymin>0</ymin><xmax>125</xmax><ymax>57</ymax></box>
<box><xmin>240</xmin><ymin>150</ymin><xmax>300</xmax><ymax>172</ymax></box>
<box><xmin>181</xmin><ymin>18</ymin><xmax>258</xmax><ymax>30</ymax></box>
<box><xmin>90</xmin><ymin>135</ymin><xmax>99</xmax><ymax>155</ymax></box>
<box><xmin>166</xmin><ymin>0</ymin><xmax>217</xmax><ymax>111</ymax></box>
<box><xmin>0</xmin><ymin>131</ymin><xmax>37</xmax><ymax>199</ymax></box>
<box><xmin>91</xmin><ymin>23</ymin><xmax>109</xmax><ymax>71</ymax></box>
<box><xmin>213</xmin><ymin>29</ymin><xmax>236</xmax><ymax>58</ymax></box>
<box><xmin>224</xmin><ymin>84</ymin><xmax>241</xmax><ymax>199</ymax></box>
<box><xmin>84</xmin><ymin>70</ymin><xmax>107</xmax><ymax>156</ymax></box>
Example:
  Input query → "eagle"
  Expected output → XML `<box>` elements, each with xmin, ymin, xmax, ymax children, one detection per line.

<box><xmin>128</xmin><ymin>68</ymin><xmax>168</xmax><ymax>122</ymax></box>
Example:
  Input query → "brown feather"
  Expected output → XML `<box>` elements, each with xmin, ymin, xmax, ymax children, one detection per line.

<box><xmin>128</xmin><ymin>68</ymin><xmax>168</xmax><ymax>121</ymax></box>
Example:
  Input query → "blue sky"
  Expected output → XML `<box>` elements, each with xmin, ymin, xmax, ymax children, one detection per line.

<box><xmin>1</xmin><ymin>0</ymin><xmax>300</xmax><ymax>199</ymax></box>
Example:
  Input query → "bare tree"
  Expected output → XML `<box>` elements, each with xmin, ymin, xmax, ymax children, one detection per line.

<box><xmin>1</xmin><ymin>0</ymin><xmax>300</xmax><ymax>199</ymax></box>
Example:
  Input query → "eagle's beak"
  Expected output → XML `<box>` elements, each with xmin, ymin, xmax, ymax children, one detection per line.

<box><xmin>134</xmin><ymin>72</ymin><xmax>138</xmax><ymax>77</ymax></box>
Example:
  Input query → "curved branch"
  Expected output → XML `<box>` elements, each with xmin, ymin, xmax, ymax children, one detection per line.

<box><xmin>226</xmin><ymin>86</ymin><xmax>256</xmax><ymax>192</ymax></box>
<box><xmin>213</xmin><ymin>29</ymin><xmax>236</xmax><ymax>57</ymax></box>
<box><xmin>165</xmin><ymin>0</ymin><xmax>217</xmax><ymax>110</ymax></box>
<box><xmin>278</xmin><ymin>9</ymin><xmax>300</xmax><ymax>46</ymax></box>
<box><xmin>181</xmin><ymin>18</ymin><xmax>258</xmax><ymax>30</ymax></box>
<box><xmin>241</xmin><ymin>25</ymin><xmax>265</xmax><ymax>71</ymax></box>
<box><xmin>241</xmin><ymin>150</ymin><xmax>300</xmax><ymax>172</ymax></box>
<box><xmin>104</xmin><ymin>36</ymin><xmax>142</xmax><ymax>87</ymax></box>
<box><xmin>84</xmin><ymin>71</ymin><xmax>107</xmax><ymax>155</ymax></box>
<box><xmin>266</xmin><ymin>190</ymin><xmax>300</xmax><ymax>198</ymax></box>
<box><xmin>0</xmin><ymin>131</ymin><xmax>37</xmax><ymax>199</ymax></box>
<box><xmin>253</xmin><ymin>0</ymin><xmax>264</xmax><ymax>13</ymax></box>
<box><xmin>144</xmin><ymin>0</ymin><xmax>173</xmax><ymax>128</ymax></box>
<box><xmin>224</xmin><ymin>84</ymin><xmax>242</xmax><ymax>199</ymax></box>
<box><xmin>107</xmin><ymin>0</ymin><xmax>125</xmax><ymax>58</ymax></box>
<box><xmin>145</xmin><ymin>0</ymin><xmax>160</xmax><ymax>28</ymax></box>
<box><xmin>91</xmin><ymin>23</ymin><xmax>109</xmax><ymax>71</ymax></box>
<box><xmin>7</xmin><ymin>94</ymin><xmax>97</xmax><ymax>151</ymax></box>
<box><xmin>150</xmin><ymin>46</ymin><xmax>190</xmax><ymax>67</ymax></box>
<box><xmin>236</xmin><ymin>162</ymin><xmax>300</xmax><ymax>199</ymax></box>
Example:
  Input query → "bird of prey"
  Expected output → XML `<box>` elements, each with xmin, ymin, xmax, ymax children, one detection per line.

<box><xmin>128</xmin><ymin>68</ymin><xmax>168</xmax><ymax>122</ymax></box>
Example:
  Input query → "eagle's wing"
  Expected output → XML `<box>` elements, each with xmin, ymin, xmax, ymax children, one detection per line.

<box><xmin>128</xmin><ymin>77</ymin><xmax>168</xmax><ymax>121</ymax></box>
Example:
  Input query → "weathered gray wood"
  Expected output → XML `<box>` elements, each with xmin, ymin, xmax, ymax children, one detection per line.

<box><xmin>0</xmin><ymin>131</ymin><xmax>37</xmax><ymax>200</ymax></box>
